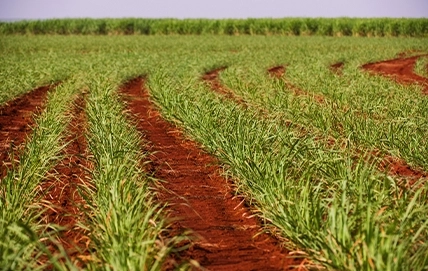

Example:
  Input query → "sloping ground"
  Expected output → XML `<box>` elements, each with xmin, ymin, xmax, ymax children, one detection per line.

<box><xmin>121</xmin><ymin>78</ymin><xmax>301</xmax><ymax>271</ymax></box>
<box><xmin>362</xmin><ymin>54</ymin><xmax>428</xmax><ymax>94</ymax></box>
<box><xmin>40</xmin><ymin>96</ymin><xmax>91</xmax><ymax>267</ymax></box>
<box><xmin>0</xmin><ymin>86</ymin><xmax>51</xmax><ymax>179</ymax></box>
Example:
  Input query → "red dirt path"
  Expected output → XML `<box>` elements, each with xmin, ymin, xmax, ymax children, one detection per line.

<box><xmin>0</xmin><ymin>86</ymin><xmax>51</xmax><ymax>179</ymax></box>
<box><xmin>121</xmin><ymin>78</ymin><xmax>302</xmax><ymax>271</ymax></box>
<box><xmin>362</xmin><ymin>54</ymin><xmax>428</xmax><ymax>94</ymax></box>
<box><xmin>40</xmin><ymin>95</ymin><xmax>91</xmax><ymax>266</ymax></box>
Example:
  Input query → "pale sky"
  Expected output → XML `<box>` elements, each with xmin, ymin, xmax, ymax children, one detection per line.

<box><xmin>0</xmin><ymin>0</ymin><xmax>427</xmax><ymax>20</ymax></box>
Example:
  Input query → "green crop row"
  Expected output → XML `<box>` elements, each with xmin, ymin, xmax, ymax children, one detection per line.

<box><xmin>0</xmin><ymin>17</ymin><xmax>427</xmax><ymax>37</ymax></box>
<box><xmin>0</xmin><ymin>44</ymin><xmax>176</xmax><ymax>269</ymax></box>
<box><xmin>414</xmin><ymin>55</ymin><xmax>428</xmax><ymax>77</ymax></box>
<box><xmin>144</xmin><ymin>37</ymin><xmax>428</xmax><ymax>269</ymax></box>
<box><xmin>149</xmin><ymin>66</ymin><xmax>428</xmax><ymax>270</ymax></box>
<box><xmin>1</xmin><ymin>35</ymin><xmax>428</xmax><ymax>270</ymax></box>
<box><xmin>80</xmin><ymin>75</ymin><xmax>171</xmax><ymax>270</ymax></box>
<box><xmin>0</xmin><ymin>79</ymin><xmax>81</xmax><ymax>270</ymax></box>
<box><xmin>218</xmin><ymin>37</ymin><xmax>428</xmax><ymax>171</ymax></box>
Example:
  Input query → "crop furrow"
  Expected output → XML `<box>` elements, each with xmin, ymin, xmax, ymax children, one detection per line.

<box><xmin>213</xmin><ymin>66</ymin><xmax>428</xmax><ymax>186</ymax></box>
<box><xmin>202</xmin><ymin>67</ymin><xmax>248</xmax><ymax>105</ymax></box>
<box><xmin>82</xmin><ymin>76</ymin><xmax>171</xmax><ymax>270</ymax></box>
<box><xmin>268</xmin><ymin>64</ymin><xmax>428</xmax><ymax>184</ymax></box>
<box><xmin>362</xmin><ymin>54</ymin><xmax>428</xmax><ymax>94</ymax></box>
<box><xmin>203</xmin><ymin>68</ymin><xmax>281</xmax><ymax>125</ymax></box>
<box><xmin>257</xmin><ymin>65</ymin><xmax>427</xmax><ymax>184</ymax></box>
<box><xmin>0</xmin><ymin>79</ymin><xmax>82</xmax><ymax>269</ymax></box>
<box><xmin>40</xmin><ymin>94</ymin><xmax>91</xmax><ymax>268</ymax></box>
<box><xmin>267</xmin><ymin>65</ymin><xmax>427</xmax><ymax>184</ymax></box>
<box><xmin>121</xmin><ymin>77</ymin><xmax>302</xmax><ymax>270</ymax></box>
<box><xmin>267</xmin><ymin>65</ymin><xmax>286</xmax><ymax>78</ymax></box>
<box><xmin>267</xmin><ymin>65</ymin><xmax>325</xmax><ymax>103</ymax></box>
<box><xmin>0</xmin><ymin>85</ymin><xmax>52</xmax><ymax>179</ymax></box>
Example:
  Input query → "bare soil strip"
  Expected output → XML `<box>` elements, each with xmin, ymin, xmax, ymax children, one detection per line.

<box><xmin>362</xmin><ymin>54</ymin><xmax>428</xmax><ymax>94</ymax></box>
<box><xmin>0</xmin><ymin>86</ymin><xmax>51</xmax><ymax>179</ymax></box>
<box><xmin>121</xmin><ymin>78</ymin><xmax>301</xmax><ymax>271</ymax></box>
<box><xmin>40</xmin><ymin>95</ymin><xmax>91</xmax><ymax>267</ymax></box>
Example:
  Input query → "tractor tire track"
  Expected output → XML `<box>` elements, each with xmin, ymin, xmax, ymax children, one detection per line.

<box><xmin>0</xmin><ymin>85</ymin><xmax>52</xmax><ymax>179</ymax></box>
<box><xmin>121</xmin><ymin>77</ymin><xmax>301</xmax><ymax>271</ymax></box>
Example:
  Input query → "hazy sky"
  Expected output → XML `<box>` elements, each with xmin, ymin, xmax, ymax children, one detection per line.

<box><xmin>0</xmin><ymin>0</ymin><xmax>427</xmax><ymax>20</ymax></box>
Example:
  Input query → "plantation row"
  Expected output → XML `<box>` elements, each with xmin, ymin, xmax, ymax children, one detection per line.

<box><xmin>1</xmin><ymin>17</ymin><xmax>428</xmax><ymax>37</ymax></box>
<box><xmin>1</xmin><ymin>35</ymin><xmax>428</xmax><ymax>270</ymax></box>
<box><xmin>0</xmin><ymin>76</ymin><xmax>177</xmax><ymax>269</ymax></box>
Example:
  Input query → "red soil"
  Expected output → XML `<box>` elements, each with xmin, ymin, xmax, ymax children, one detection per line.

<box><xmin>268</xmin><ymin>66</ymin><xmax>286</xmax><ymax>78</ymax></box>
<box><xmin>0</xmin><ymin>86</ymin><xmax>91</xmax><ymax>266</ymax></box>
<box><xmin>329</xmin><ymin>62</ymin><xmax>344</xmax><ymax>75</ymax></box>
<box><xmin>203</xmin><ymin>68</ymin><xmax>273</xmax><ymax>117</ymax></box>
<box><xmin>40</xmin><ymin>95</ymin><xmax>91</xmax><ymax>266</ymax></box>
<box><xmin>0</xmin><ymin>86</ymin><xmax>51</xmax><ymax>179</ymax></box>
<box><xmin>202</xmin><ymin>67</ymin><xmax>245</xmax><ymax>103</ymax></box>
<box><xmin>361</xmin><ymin>54</ymin><xmax>428</xmax><ymax>182</ymax></box>
<box><xmin>121</xmin><ymin>78</ymin><xmax>302</xmax><ymax>271</ymax></box>
<box><xmin>269</xmin><ymin>66</ymin><xmax>427</xmax><ymax>184</ymax></box>
<box><xmin>380</xmin><ymin>155</ymin><xmax>427</xmax><ymax>187</ymax></box>
<box><xmin>362</xmin><ymin>54</ymin><xmax>428</xmax><ymax>94</ymax></box>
